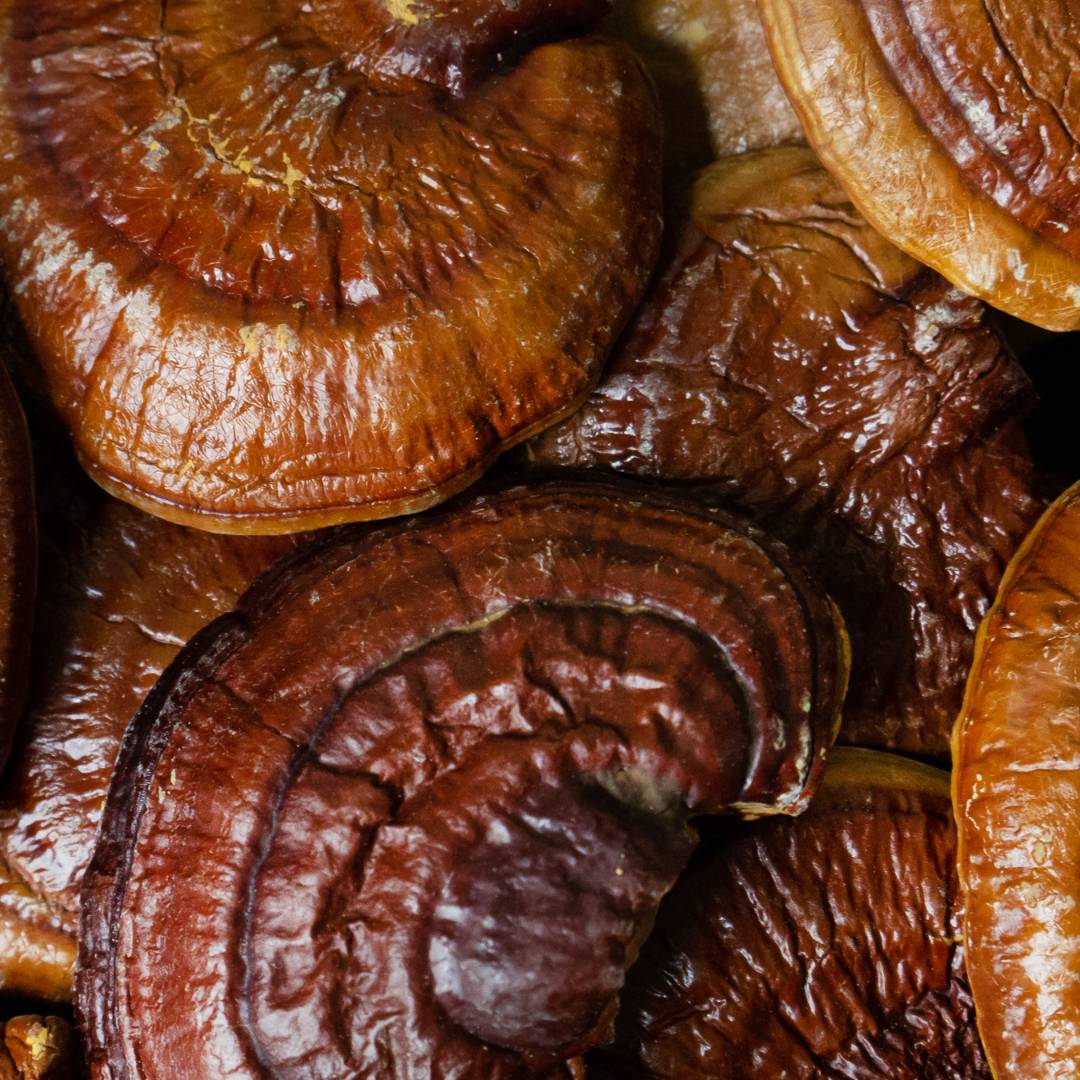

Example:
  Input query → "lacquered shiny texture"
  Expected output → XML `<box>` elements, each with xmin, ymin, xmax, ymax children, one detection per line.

<box><xmin>528</xmin><ymin>147</ymin><xmax>1040</xmax><ymax>756</ymax></box>
<box><xmin>0</xmin><ymin>0</ymin><xmax>661</xmax><ymax>533</ymax></box>
<box><xmin>0</xmin><ymin>363</ymin><xmax>33</xmax><ymax>770</ymax></box>
<box><xmin>77</xmin><ymin>482</ymin><xmax>846</xmax><ymax>1079</ymax></box>
<box><xmin>758</xmin><ymin>0</ymin><xmax>1080</xmax><ymax>331</ymax></box>
<box><xmin>591</xmin><ymin>750</ymin><xmax>988</xmax><ymax>1078</ymax></box>
<box><xmin>0</xmin><ymin>1015</ymin><xmax>75</xmax><ymax>1079</ymax></box>
<box><xmin>605</xmin><ymin>0</ymin><xmax>801</xmax><ymax>185</ymax></box>
<box><xmin>954</xmin><ymin>480</ymin><xmax>1080</xmax><ymax>1078</ymax></box>
<box><xmin>0</xmin><ymin>474</ymin><xmax>293</xmax><ymax>1003</ymax></box>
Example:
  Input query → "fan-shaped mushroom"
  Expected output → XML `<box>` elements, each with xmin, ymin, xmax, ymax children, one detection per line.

<box><xmin>757</xmin><ymin>0</ymin><xmax>1080</xmax><ymax>331</ymax></box>
<box><xmin>0</xmin><ymin>1015</ymin><xmax>75</xmax><ymax>1080</ymax></box>
<box><xmin>0</xmin><ymin>363</ymin><xmax>33</xmax><ymax>770</ymax></box>
<box><xmin>77</xmin><ymin>482</ymin><xmax>846</xmax><ymax>1078</ymax></box>
<box><xmin>592</xmin><ymin>748</ymin><xmax>988</xmax><ymax>1078</ymax></box>
<box><xmin>0</xmin><ymin>0</ymin><xmax>661</xmax><ymax>533</ymax></box>
<box><xmin>0</xmin><ymin>469</ymin><xmax>294</xmax><ymax>1003</ymax></box>
<box><xmin>528</xmin><ymin>146</ymin><xmax>1040</xmax><ymax>756</ymax></box>
<box><xmin>954</xmin><ymin>480</ymin><xmax>1080</xmax><ymax>1078</ymax></box>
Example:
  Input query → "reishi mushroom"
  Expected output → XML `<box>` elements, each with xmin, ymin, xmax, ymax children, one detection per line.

<box><xmin>527</xmin><ymin>146</ymin><xmax>1041</xmax><ymax>757</ymax></box>
<box><xmin>954</xmin><ymin>480</ymin><xmax>1080</xmax><ymax>1079</ymax></box>
<box><xmin>77</xmin><ymin>482</ymin><xmax>847</xmax><ymax>1078</ymax></box>
<box><xmin>0</xmin><ymin>0</ymin><xmax>661</xmax><ymax>533</ymax></box>
<box><xmin>0</xmin><ymin>362</ymin><xmax>33</xmax><ymax>770</ymax></box>
<box><xmin>591</xmin><ymin>749</ymin><xmax>989</xmax><ymax>1078</ymax></box>
<box><xmin>757</xmin><ymin>0</ymin><xmax>1080</xmax><ymax>331</ymax></box>
<box><xmin>0</xmin><ymin>463</ymin><xmax>294</xmax><ymax>1003</ymax></box>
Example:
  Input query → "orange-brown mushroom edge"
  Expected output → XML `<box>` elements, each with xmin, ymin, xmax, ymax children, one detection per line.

<box><xmin>527</xmin><ymin>146</ymin><xmax>1040</xmax><ymax>757</ymax></box>
<box><xmin>0</xmin><ymin>1015</ymin><xmax>76</xmax><ymax>1079</ymax></box>
<box><xmin>954</xmin><ymin>480</ymin><xmax>1080</xmax><ymax>1078</ymax></box>
<box><xmin>0</xmin><ymin>363</ymin><xmax>33</xmax><ymax>771</ymax></box>
<box><xmin>0</xmin><ymin>458</ymin><xmax>296</xmax><ymax>1004</ymax></box>
<box><xmin>758</xmin><ymin>0</ymin><xmax>1080</xmax><ymax>332</ymax></box>
<box><xmin>591</xmin><ymin>749</ymin><xmax>989</xmax><ymax>1077</ymax></box>
<box><xmin>77</xmin><ymin>481</ymin><xmax>847</xmax><ymax>1078</ymax></box>
<box><xmin>604</xmin><ymin>0</ymin><xmax>802</xmax><ymax>188</ymax></box>
<box><xmin>0</xmin><ymin>0</ymin><xmax>662</xmax><ymax>534</ymax></box>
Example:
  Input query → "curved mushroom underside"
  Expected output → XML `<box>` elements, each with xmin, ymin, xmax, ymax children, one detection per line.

<box><xmin>77</xmin><ymin>482</ymin><xmax>845</xmax><ymax>1078</ymax></box>
<box><xmin>0</xmin><ymin>0</ymin><xmax>661</xmax><ymax>531</ymax></box>
<box><xmin>528</xmin><ymin>146</ymin><xmax>1040</xmax><ymax>757</ymax></box>
<box><xmin>758</xmin><ymin>0</ymin><xmax>1080</xmax><ymax>330</ymax></box>
<box><xmin>591</xmin><ymin>749</ymin><xmax>989</xmax><ymax>1079</ymax></box>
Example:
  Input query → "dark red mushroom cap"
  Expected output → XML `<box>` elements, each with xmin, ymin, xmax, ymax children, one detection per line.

<box><xmin>0</xmin><ymin>362</ymin><xmax>34</xmax><ymax>770</ymax></box>
<box><xmin>528</xmin><ymin>146</ymin><xmax>1040</xmax><ymax>757</ymax></box>
<box><xmin>77</xmin><ymin>481</ymin><xmax>847</xmax><ymax>1077</ymax></box>
<box><xmin>0</xmin><ymin>0</ymin><xmax>661</xmax><ymax>533</ymax></box>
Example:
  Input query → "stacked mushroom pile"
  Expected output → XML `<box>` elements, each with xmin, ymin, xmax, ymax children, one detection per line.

<box><xmin>0</xmin><ymin>0</ymin><xmax>1075</xmax><ymax>1077</ymax></box>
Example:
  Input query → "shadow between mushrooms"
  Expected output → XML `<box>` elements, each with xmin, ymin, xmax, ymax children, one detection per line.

<box><xmin>0</xmin><ymin>0</ymin><xmax>661</xmax><ymax>533</ymax></box>
<box><xmin>77</xmin><ymin>481</ymin><xmax>847</xmax><ymax>1078</ymax></box>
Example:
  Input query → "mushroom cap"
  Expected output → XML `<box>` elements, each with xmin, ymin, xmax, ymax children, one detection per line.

<box><xmin>77</xmin><ymin>481</ymin><xmax>847</xmax><ymax>1078</ymax></box>
<box><xmin>0</xmin><ymin>362</ymin><xmax>33</xmax><ymax>771</ymax></box>
<box><xmin>527</xmin><ymin>146</ymin><xmax>1040</xmax><ymax>757</ymax></box>
<box><xmin>0</xmin><ymin>465</ymin><xmax>294</xmax><ymax>1003</ymax></box>
<box><xmin>954</xmin><ymin>480</ymin><xmax>1080</xmax><ymax>1078</ymax></box>
<box><xmin>0</xmin><ymin>0</ymin><xmax>662</xmax><ymax>532</ymax></box>
<box><xmin>758</xmin><ymin>0</ymin><xmax>1080</xmax><ymax>331</ymax></box>
<box><xmin>591</xmin><ymin>748</ymin><xmax>989</xmax><ymax>1078</ymax></box>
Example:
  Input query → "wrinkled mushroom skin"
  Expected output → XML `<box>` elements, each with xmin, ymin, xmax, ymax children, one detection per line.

<box><xmin>954</xmin><ymin>481</ymin><xmax>1080</xmax><ymax>1079</ymax></box>
<box><xmin>591</xmin><ymin>749</ymin><xmax>989</xmax><ymax>1079</ymax></box>
<box><xmin>606</xmin><ymin>0</ymin><xmax>802</xmax><ymax>186</ymax></box>
<box><xmin>0</xmin><ymin>364</ymin><xmax>33</xmax><ymax>771</ymax></box>
<box><xmin>0</xmin><ymin>483</ymin><xmax>295</xmax><ymax>1003</ymax></box>
<box><xmin>758</xmin><ymin>0</ymin><xmax>1080</xmax><ymax>331</ymax></box>
<box><xmin>0</xmin><ymin>0</ymin><xmax>661</xmax><ymax>533</ymax></box>
<box><xmin>77</xmin><ymin>482</ymin><xmax>846</xmax><ymax>1079</ymax></box>
<box><xmin>528</xmin><ymin>147</ymin><xmax>1040</xmax><ymax>757</ymax></box>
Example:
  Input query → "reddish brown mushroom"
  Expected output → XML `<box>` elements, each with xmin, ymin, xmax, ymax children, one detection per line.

<box><xmin>528</xmin><ymin>146</ymin><xmax>1041</xmax><ymax>757</ymax></box>
<box><xmin>0</xmin><ymin>466</ymin><xmax>294</xmax><ymax>1003</ymax></box>
<box><xmin>77</xmin><ymin>482</ymin><xmax>846</xmax><ymax>1078</ymax></box>
<box><xmin>758</xmin><ymin>0</ymin><xmax>1080</xmax><ymax>331</ymax></box>
<box><xmin>590</xmin><ymin>749</ymin><xmax>988</xmax><ymax>1078</ymax></box>
<box><xmin>0</xmin><ymin>362</ymin><xmax>33</xmax><ymax>771</ymax></box>
<box><xmin>0</xmin><ymin>0</ymin><xmax>661</xmax><ymax>533</ymax></box>
<box><xmin>0</xmin><ymin>1015</ymin><xmax>76</xmax><ymax>1080</ymax></box>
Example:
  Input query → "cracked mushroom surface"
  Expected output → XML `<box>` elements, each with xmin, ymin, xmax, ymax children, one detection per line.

<box><xmin>528</xmin><ymin>146</ymin><xmax>1041</xmax><ymax>757</ymax></box>
<box><xmin>77</xmin><ymin>481</ymin><xmax>847</xmax><ymax>1078</ymax></box>
<box><xmin>0</xmin><ymin>462</ymin><xmax>295</xmax><ymax>1004</ymax></box>
<box><xmin>758</xmin><ymin>0</ymin><xmax>1080</xmax><ymax>331</ymax></box>
<box><xmin>590</xmin><ymin>748</ymin><xmax>988</xmax><ymax>1079</ymax></box>
<box><xmin>954</xmin><ymin>480</ymin><xmax>1080</xmax><ymax>1079</ymax></box>
<box><xmin>0</xmin><ymin>0</ymin><xmax>661</xmax><ymax>533</ymax></box>
<box><xmin>0</xmin><ymin>362</ymin><xmax>33</xmax><ymax>772</ymax></box>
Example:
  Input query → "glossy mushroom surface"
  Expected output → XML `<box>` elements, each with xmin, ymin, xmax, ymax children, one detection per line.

<box><xmin>528</xmin><ymin>146</ymin><xmax>1040</xmax><ymax>757</ymax></box>
<box><xmin>954</xmin><ymin>480</ymin><xmax>1080</xmax><ymax>1078</ymax></box>
<box><xmin>758</xmin><ymin>0</ymin><xmax>1080</xmax><ymax>331</ymax></box>
<box><xmin>0</xmin><ymin>364</ymin><xmax>33</xmax><ymax>770</ymax></box>
<box><xmin>0</xmin><ymin>0</ymin><xmax>661</xmax><ymax>533</ymax></box>
<box><xmin>591</xmin><ymin>748</ymin><xmax>988</xmax><ymax>1078</ymax></box>
<box><xmin>605</xmin><ymin>0</ymin><xmax>801</xmax><ymax>187</ymax></box>
<box><xmin>77</xmin><ymin>482</ymin><xmax>846</xmax><ymax>1078</ymax></box>
<box><xmin>0</xmin><ymin>1015</ymin><xmax>75</xmax><ymax>1079</ymax></box>
<box><xmin>0</xmin><ymin>478</ymin><xmax>294</xmax><ymax>1003</ymax></box>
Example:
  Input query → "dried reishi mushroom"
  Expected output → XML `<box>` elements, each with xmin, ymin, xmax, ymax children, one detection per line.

<box><xmin>528</xmin><ymin>146</ymin><xmax>1040</xmax><ymax>757</ymax></box>
<box><xmin>590</xmin><ymin>748</ymin><xmax>988</xmax><ymax>1078</ymax></box>
<box><xmin>0</xmin><ymin>478</ymin><xmax>294</xmax><ymax>1003</ymax></box>
<box><xmin>77</xmin><ymin>482</ymin><xmax>846</xmax><ymax>1078</ymax></box>
<box><xmin>0</xmin><ymin>363</ymin><xmax>33</xmax><ymax>770</ymax></box>
<box><xmin>954</xmin><ymin>480</ymin><xmax>1080</xmax><ymax>1078</ymax></box>
<box><xmin>757</xmin><ymin>0</ymin><xmax>1080</xmax><ymax>331</ymax></box>
<box><xmin>0</xmin><ymin>1016</ymin><xmax>76</xmax><ymax>1080</ymax></box>
<box><xmin>605</xmin><ymin>0</ymin><xmax>802</xmax><ymax>185</ymax></box>
<box><xmin>0</xmin><ymin>0</ymin><xmax>661</xmax><ymax>534</ymax></box>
